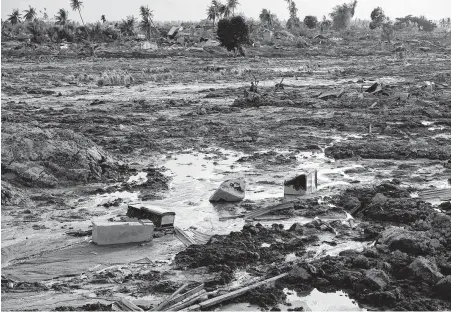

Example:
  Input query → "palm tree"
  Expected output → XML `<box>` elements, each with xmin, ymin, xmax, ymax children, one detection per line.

<box><xmin>207</xmin><ymin>5</ymin><xmax>217</xmax><ymax>26</ymax></box>
<box><xmin>42</xmin><ymin>8</ymin><xmax>49</xmax><ymax>20</ymax></box>
<box><xmin>101</xmin><ymin>15</ymin><xmax>106</xmax><ymax>23</ymax></box>
<box><xmin>7</xmin><ymin>9</ymin><xmax>21</xmax><ymax>25</ymax></box>
<box><xmin>259</xmin><ymin>9</ymin><xmax>274</xmax><ymax>28</ymax></box>
<box><xmin>23</xmin><ymin>6</ymin><xmax>37</xmax><ymax>22</ymax></box>
<box><xmin>70</xmin><ymin>0</ymin><xmax>85</xmax><ymax>26</ymax></box>
<box><xmin>222</xmin><ymin>5</ymin><xmax>232</xmax><ymax>18</ymax></box>
<box><xmin>55</xmin><ymin>9</ymin><xmax>69</xmax><ymax>26</ymax></box>
<box><xmin>227</xmin><ymin>0</ymin><xmax>239</xmax><ymax>16</ymax></box>
<box><xmin>211</xmin><ymin>0</ymin><xmax>224</xmax><ymax>20</ymax></box>
<box><xmin>119</xmin><ymin>16</ymin><xmax>136</xmax><ymax>37</ymax></box>
<box><xmin>139</xmin><ymin>5</ymin><xmax>154</xmax><ymax>40</ymax></box>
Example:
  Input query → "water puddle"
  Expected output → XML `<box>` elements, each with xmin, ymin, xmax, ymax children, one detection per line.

<box><xmin>282</xmin><ymin>288</ymin><xmax>364</xmax><ymax>311</ymax></box>
<box><xmin>219</xmin><ymin>288</ymin><xmax>364</xmax><ymax>311</ymax></box>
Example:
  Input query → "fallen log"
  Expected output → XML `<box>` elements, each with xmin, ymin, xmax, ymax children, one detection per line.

<box><xmin>185</xmin><ymin>273</ymin><xmax>289</xmax><ymax>311</ymax></box>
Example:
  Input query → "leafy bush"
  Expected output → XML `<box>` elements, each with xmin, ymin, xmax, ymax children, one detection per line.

<box><xmin>119</xmin><ymin>16</ymin><xmax>136</xmax><ymax>37</ymax></box>
<box><xmin>304</xmin><ymin>16</ymin><xmax>318</xmax><ymax>29</ymax></box>
<box><xmin>369</xmin><ymin>7</ymin><xmax>386</xmax><ymax>29</ymax></box>
<box><xmin>27</xmin><ymin>20</ymin><xmax>49</xmax><ymax>43</ymax></box>
<box><xmin>97</xmin><ymin>70</ymin><xmax>134</xmax><ymax>86</ymax></box>
<box><xmin>329</xmin><ymin>0</ymin><xmax>357</xmax><ymax>29</ymax></box>
<box><xmin>394</xmin><ymin>15</ymin><xmax>437</xmax><ymax>31</ymax></box>
<box><xmin>217</xmin><ymin>15</ymin><xmax>249</xmax><ymax>52</ymax></box>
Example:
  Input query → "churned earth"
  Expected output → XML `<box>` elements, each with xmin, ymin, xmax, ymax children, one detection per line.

<box><xmin>1</xmin><ymin>29</ymin><xmax>451</xmax><ymax>311</ymax></box>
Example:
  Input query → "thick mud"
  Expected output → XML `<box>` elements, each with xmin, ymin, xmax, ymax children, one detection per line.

<box><xmin>2</xmin><ymin>29</ymin><xmax>451</xmax><ymax>311</ymax></box>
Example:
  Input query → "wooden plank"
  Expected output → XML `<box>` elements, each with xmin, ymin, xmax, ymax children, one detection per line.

<box><xmin>113</xmin><ymin>298</ymin><xmax>143</xmax><ymax>311</ymax></box>
<box><xmin>419</xmin><ymin>188</ymin><xmax>451</xmax><ymax>199</ymax></box>
<box><xmin>166</xmin><ymin>290</ymin><xmax>207</xmax><ymax>311</ymax></box>
<box><xmin>174</xmin><ymin>226</ymin><xmax>196</xmax><ymax>246</ymax></box>
<box><xmin>161</xmin><ymin>283</ymin><xmax>204</xmax><ymax>311</ymax></box>
<box><xmin>152</xmin><ymin>283</ymin><xmax>189</xmax><ymax>311</ymax></box>
<box><xmin>218</xmin><ymin>215</ymin><xmax>245</xmax><ymax>221</ymax></box>
<box><xmin>244</xmin><ymin>202</ymin><xmax>294</xmax><ymax>220</ymax></box>
<box><xmin>186</xmin><ymin>273</ymin><xmax>288</xmax><ymax>310</ymax></box>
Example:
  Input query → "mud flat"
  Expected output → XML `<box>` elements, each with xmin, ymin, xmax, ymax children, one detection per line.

<box><xmin>2</xmin><ymin>30</ymin><xmax>451</xmax><ymax>311</ymax></box>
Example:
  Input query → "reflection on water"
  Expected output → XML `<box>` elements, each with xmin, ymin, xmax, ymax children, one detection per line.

<box><xmin>218</xmin><ymin>288</ymin><xmax>365</xmax><ymax>311</ymax></box>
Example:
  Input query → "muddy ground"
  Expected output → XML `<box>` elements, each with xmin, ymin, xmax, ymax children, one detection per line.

<box><xmin>2</xmin><ymin>30</ymin><xmax>451</xmax><ymax>311</ymax></box>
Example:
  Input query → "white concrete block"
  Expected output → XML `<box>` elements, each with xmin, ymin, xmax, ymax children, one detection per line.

<box><xmin>92</xmin><ymin>220</ymin><xmax>154</xmax><ymax>245</ymax></box>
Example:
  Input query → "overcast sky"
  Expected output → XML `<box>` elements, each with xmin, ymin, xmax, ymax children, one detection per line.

<box><xmin>2</xmin><ymin>0</ymin><xmax>450</xmax><ymax>23</ymax></box>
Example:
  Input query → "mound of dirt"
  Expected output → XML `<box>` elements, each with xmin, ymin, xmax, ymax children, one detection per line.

<box><xmin>174</xmin><ymin>224</ymin><xmax>318</xmax><ymax>270</ymax></box>
<box><xmin>279</xmin><ymin>210</ymin><xmax>451</xmax><ymax>310</ymax></box>
<box><xmin>1</xmin><ymin>181</ymin><xmax>29</xmax><ymax>206</ymax></box>
<box><xmin>1</xmin><ymin>123</ymin><xmax>128</xmax><ymax>188</ymax></box>
<box><xmin>325</xmin><ymin>138</ymin><xmax>451</xmax><ymax>160</ymax></box>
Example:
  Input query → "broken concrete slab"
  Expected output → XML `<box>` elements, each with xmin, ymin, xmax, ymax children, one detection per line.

<box><xmin>127</xmin><ymin>205</ymin><xmax>175</xmax><ymax>229</ymax></box>
<box><xmin>92</xmin><ymin>220</ymin><xmax>154</xmax><ymax>245</ymax></box>
<box><xmin>209</xmin><ymin>179</ymin><xmax>246</xmax><ymax>202</ymax></box>
<box><xmin>284</xmin><ymin>170</ymin><xmax>317</xmax><ymax>196</ymax></box>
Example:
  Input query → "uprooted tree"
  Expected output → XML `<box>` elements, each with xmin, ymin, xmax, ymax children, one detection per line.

<box><xmin>217</xmin><ymin>15</ymin><xmax>249</xmax><ymax>57</ymax></box>
<box><xmin>329</xmin><ymin>0</ymin><xmax>357</xmax><ymax>29</ymax></box>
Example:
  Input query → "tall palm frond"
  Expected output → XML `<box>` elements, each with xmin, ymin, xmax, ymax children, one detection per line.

<box><xmin>7</xmin><ymin>9</ymin><xmax>21</xmax><ymax>25</ymax></box>
<box><xmin>207</xmin><ymin>5</ymin><xmax>217</xmax><ymax>26</ymax></box>
<box><xmin>23</xmin><ymin>6</ymin><xmax>37</xmax><ymax>22</ymax></box>
<box><xmin>259</xmin><ymin>9</ymin><xmax>273</xmax><ymax>27</ymax></box>
<box><xmin>139</xmin><ymin>5</ymin><xmax>154</xmax><ymax>40</ymax></box>
<box><xmin>70</xmin><ymin>0</ymin><xmax>85</xmax><ymax>26</ymax></box>
<box><xmin>227</xmin><ymin>0</ymin><xmax>239</xmax><ymax>16</ymax></box>
<box><xmin>55</xmin><ymin>9</ymin><xmax>69</xmax><ymax>26</ymax></box>
<box><xmin>119</xmin><ymin>15</ymin><xmax>136</xmax><ymax>37</ymax></box>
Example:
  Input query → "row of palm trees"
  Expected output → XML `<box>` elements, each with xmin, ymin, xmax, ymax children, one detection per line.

<box><xmin>206</xmin><ymin>0</ymin><xmax>240</xmax><ymax>26</ymax></box>
<box><xmin>6</xmin><ymin>0</ymin><xmax>85</xmax><ymax>26</ymax></box>
<box><xmin>5</xmin><ymin>0</ymin><xmax>158</xmax><ymax>40</ymax></box>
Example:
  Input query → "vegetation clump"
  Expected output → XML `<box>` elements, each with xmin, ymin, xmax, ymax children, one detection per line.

<box><xmin>304</xmin><ymin>15</ymin><xmax>318</xmax><ymax>29</ymax></box>
<box><xmin>329</xmin><ymin>0</ymin><xmax>358</xmax><ymax>29</ymax></box>
<box><xmin>217</xmin><ymin>15</ymin><xmax>249</xmax><ymax>57</ymax></box>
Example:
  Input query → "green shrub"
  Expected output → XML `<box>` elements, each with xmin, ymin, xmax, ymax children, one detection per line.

<box><xmin>330</xmin><ymin>0</ymin><xmax>358</xmax><ymax>29</ymax></box>
<box><xmin>217</xmin><ymin>15</ymin><xmax>250</xmax><ymax>52</ymax></box>
<box><xmin>304</xmin><ymin>16</ymin><xmax>318</xmax><ymax>29</ymax></box>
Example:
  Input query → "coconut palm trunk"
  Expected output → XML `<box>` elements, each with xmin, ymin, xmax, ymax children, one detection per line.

<box><xmin>78</xmin><ymin>8</ymin><xmax>85</xmax><ymax>26</ymax></box>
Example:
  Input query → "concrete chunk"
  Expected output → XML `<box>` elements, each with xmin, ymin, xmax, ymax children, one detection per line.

<box><xmin>92</xmin><ymin>220</ymin><xmax>154</xmax><ymax>245</ymax></box>
<box><xmin>209</xmin><ymin>179</ymin><xmax>245</xmax><ymax>202</ymax></box>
